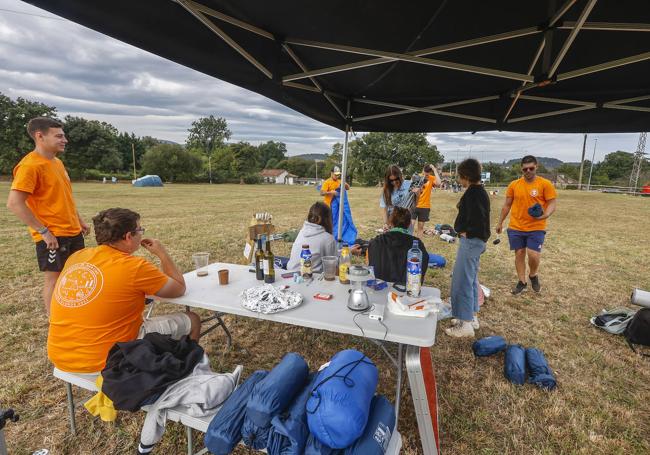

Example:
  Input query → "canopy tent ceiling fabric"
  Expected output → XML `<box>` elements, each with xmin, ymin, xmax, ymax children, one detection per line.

<box><xmin>25</xmin><ymin>0</ymin><xmax>650</xmax><ymax>133</ymax></box>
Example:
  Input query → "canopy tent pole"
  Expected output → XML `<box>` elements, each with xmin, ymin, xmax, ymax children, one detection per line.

<box><xmin>337</xmin><ymin>100</ymin><xmax>351</xmax><ymax>243</ymax></box>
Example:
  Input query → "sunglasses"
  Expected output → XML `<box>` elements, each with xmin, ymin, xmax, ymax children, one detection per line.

<box><xmin>522</xmin><ymin>166</ymin><xmax>535</xmax><ymax>172</ymax></box>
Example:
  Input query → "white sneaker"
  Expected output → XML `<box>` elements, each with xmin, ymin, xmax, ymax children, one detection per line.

<box><xmin>444</xmin><ymin>321</ymin><xmax>475</xmax><ymax>338</ymax></box>
<box><xmin>450</xmin><ymin>316</ymin><xmax>479</xmax><ymax>330</ymax></box>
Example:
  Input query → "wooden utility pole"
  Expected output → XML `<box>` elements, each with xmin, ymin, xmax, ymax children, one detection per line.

<box><xmin>577</xmin><ymin>133</ymin><xmax>587</xmax><ymax>189</ymax></box>
<box><xmin>131</xmin><ymin>143</ymin><xmax>137</xmax><ymax>181</ymax></box>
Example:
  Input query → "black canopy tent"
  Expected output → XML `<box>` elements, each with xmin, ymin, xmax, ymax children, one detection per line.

<box><xmin>23</xmin><ymin>0</ymin><xmax>650</xmax><ymax>240</ymax></box>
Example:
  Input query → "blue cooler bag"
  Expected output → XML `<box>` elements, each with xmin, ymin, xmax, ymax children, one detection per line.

<box><xmin>344</xmin><ymin>395</ymin><xmax>395</xmax><ymax>455</ymax></box>
<box><xmin>504</xmin><ymin>344</ymin><xmax>526</xmax><ymax>385</ymax></box>
<box><xmin>472</xmin><ymin>336</ymin><xmax>507</xmax><ymax>357</ymax></box>
<box><xmin>204</xmin><ymin>370</ymin><xmax>268</xmax><ymax>455</ymax></box>
<box><xmin>242</xmin><ymin>353</ymin><xmax>309</xmax><ymax>449</ymax></box>
<box><xmin>307</xmin><ymin>350</ymin><xmax>378</xmax><ymax>449</ymax></box>
<box><xmin>526</xmin><ymin>348</ymin><xmax>557</xmax><ymax>391</ymax></box>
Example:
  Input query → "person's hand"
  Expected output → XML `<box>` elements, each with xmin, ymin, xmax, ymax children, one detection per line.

<box><xmin>495</xmin><ymin>223</ymin><xmax>503</xmax><ymax>234</ymax></box>
<box><xmin>80</xmin><ymin>220</ymin><xmax>91</xmax><ymax>236</ymax></box>
<box><xmin>42</xmin><ymin>230</ymin><xmax>59</xmax><ymax>250</ymax></box>
<box><xmin>350</xmin><ymin>244</ymin><xmax>363</xmax><ymax>255</ymax></box>
<box><xmin>141</xmin><ymin>238</ymin><xmax>166</xmax><ymax>257</ymax></box>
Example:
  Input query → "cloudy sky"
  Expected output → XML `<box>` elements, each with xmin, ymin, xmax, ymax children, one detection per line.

<box><xmin>0</xmin><ymin>1</ymin><xmax>641</xmax><ymax>162</ymax></box>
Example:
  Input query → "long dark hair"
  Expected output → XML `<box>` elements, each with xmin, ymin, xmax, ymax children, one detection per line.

<box><xmin>382</xmin><ymin>165</ymin><xmax>403</xmax><ymax>207</ymax></box>
<box><xmin>307</xmin><ymin>202</ymin><xmax>333</xmax><ymax>234</ymax></box>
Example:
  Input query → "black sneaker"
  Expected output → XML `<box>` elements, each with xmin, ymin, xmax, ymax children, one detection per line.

<box><xmin>529</xmin><ymin>275</ymin><xmax>541</xmax><ymax>292</ymax></box>
<box><xmin>512</xmin><ymin>281</ymin><xmax>527</xmax><ymax>295</ymax></box>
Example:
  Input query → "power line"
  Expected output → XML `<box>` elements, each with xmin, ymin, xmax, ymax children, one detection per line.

<box><xmin>0</xmin><ymin>7</ymin><xmax>65</xmax><ymax>21</ymax></box>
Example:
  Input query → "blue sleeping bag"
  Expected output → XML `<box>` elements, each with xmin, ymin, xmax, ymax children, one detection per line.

<box><xmin>504</xmin><ymin>344</ymin><xmax>526</xmax><ymax>385</ymax></box>
<box><xmin>242</xmin><ymin>353</ymin><xmax>310</xmax><ymax>449</ymax></box>
<box><xmin>304</xmin><ymin>434</ymin><xmax>343</xmax><ymax>455</ymax></box>
<box><xmin>330</xmin><ymin>188</ymin><xmax>358</xmax><ymax>246</ymax></box>
<box><xmin>267</xmin><ymin>372</ymin><xmax>319</xmax><ymax>455</ymax></box>
<box><xmin>472</xmin><ymin>336</ymin><xmax>507</xmax><ymax>357</ymax></box>
<box><xmin>428</xmin><ymin>254</ymin><xmax>446</xmax><ymax>268</ymax></box>
<box><xmin>204</xmin><ymin>370</ymin><xmax>268</xmax><ymax>455</ymax></box>
<box><xmin>307</xmin><ymin>350</ymin><xmax>378</xmax><ymax>449</ymax></box>
<box><xmin>344</xmin><ymin>395</ymin><xmax>395</xmax><ymax>455</ymax></box>
<box><xmin>526</xmin><ymin>348</ymin><xmax>557</xmax><ymax>391</ymax></box>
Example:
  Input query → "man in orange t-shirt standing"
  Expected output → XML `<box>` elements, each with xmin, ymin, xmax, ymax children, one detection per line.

<box><xmin>496</xmin><ymin>156</ymin><xmax>557</xmax><ymax>295</ymax></box>
<box><xmin>48</xmin><ymin>208</ymin><xmax>201</xmax><ymax>373</ymax></box>
<box><xmin>320</xmin><ymin>166</ymin><xmax>350</xmax><ymax>207</ymax></box>
<box><xmin>7</xmin><ymin>117</ymin><xmax>90</xmax><ymax>315</ymax></box>
<box><xmin>411</xmin><ymin>164</ymin><xmax>441</xmax><ymax>238</ymax></box>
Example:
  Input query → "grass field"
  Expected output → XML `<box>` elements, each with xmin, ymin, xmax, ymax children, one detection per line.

<box><xmin>1</xmin><ymin>182</ymin><xmax>649</xmax><ymax>455</ymax></box>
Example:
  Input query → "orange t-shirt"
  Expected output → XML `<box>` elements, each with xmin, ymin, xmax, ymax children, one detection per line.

<box><xmin>11</xmin><ymin>151</ymin><xmax>81</xmax><ymax>242</ymax></box>
<box><xmin>321</xmin><ymin>178</ymin><xmax>341</xmax><ymax>207</ymax></box>
<box><xmin>416</xmin><ymin>175</ymin><xmax>437</xmax><ymax>209</ymax></box>
<box><xmin>505</xmin><ymin>177</ymin><xmax>557</xmax><ymax>232</ymax></box>
<box><xmin>47</xmin><ymin>245</ymin><xmax>169</xmax><ymax>373</ymax></box>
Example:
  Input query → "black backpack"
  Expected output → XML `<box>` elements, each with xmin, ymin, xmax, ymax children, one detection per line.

<box><xmin>624</xmin><ymin>308</ymin><xmax>650</xmax><ymax>356</ymax></box>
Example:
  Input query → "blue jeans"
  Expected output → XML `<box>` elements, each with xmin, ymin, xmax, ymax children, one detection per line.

<box><xmin>450</xmin><ymin>237</ymin><xmax>486</xmax><ymax>321</ymax></box>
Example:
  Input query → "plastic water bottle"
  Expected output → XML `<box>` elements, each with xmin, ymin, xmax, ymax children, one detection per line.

<box><xmin>300</xmin><ymin>244</ymin><xmax>313</xmax><ymax>279</ymax></box>
<box><xmin>406</xmin><ymin>240</ymin><xmax>422</xmax><ymax>297</ymax></box>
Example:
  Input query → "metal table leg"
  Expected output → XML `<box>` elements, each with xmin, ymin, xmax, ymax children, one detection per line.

<box><xmin>199</xmin><ymin>312</ymin><xmax>232</xmax><ymax>350</ymax></box>
<box><xmin>65</xmin><ymin>383</ymin><xmax>77</xmax><ymax>436</ymax></box>
<box><xmin>405</xmin><ymin>346</ymin><xmax>440</xmax><ymax>455</ymax></box>
<box><xmin>395</xmin><ymin>343</ymin><xmax>403</xmax><ymax>428</ymax></box>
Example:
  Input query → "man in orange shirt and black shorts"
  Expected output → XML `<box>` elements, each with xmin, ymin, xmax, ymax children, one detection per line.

<box><xmin>7</xmin><ymin>117</ymin><xmax>90</xmax><ymax>315</ymax></box>
<box><xmin>496</xmin><ymin>156</ymin><xmax>557</xmax><ymax>294</ymax></box>
<box><xmin>320</xmin><ymin>166</ymin><xmax>350</xmax><ymax>208</ymax></box>
<box><xmin>411</xmin><ymin>164</ymin><xmax>441</xmax><ymax>238</ymax></box>
<box><xmin>48</xmin><ymin>207</ymin><xmax>201</xmax><ymax>373</ymax></box>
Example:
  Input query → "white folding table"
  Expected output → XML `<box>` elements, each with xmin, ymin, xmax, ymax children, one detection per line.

<box><xmin>163</xmin><ymin>262</ymin><xmax>441</xmax><ymax>454</ymax></box>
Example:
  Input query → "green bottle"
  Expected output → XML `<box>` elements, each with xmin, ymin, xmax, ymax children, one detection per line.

<box><xmin>263</xmin><ymin>239</ymin><xmax>275</xmax><ymax>283</ymax></box>
<box><xmin>255</xmin><ymin>236</ymin><xmax>265</xmax><ymax>281</ymax></box>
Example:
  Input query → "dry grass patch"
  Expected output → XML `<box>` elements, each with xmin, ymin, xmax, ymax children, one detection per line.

<box><xmin>1</xmin><ymin>182</ymin><xmax>649</xmax><ymax>454</ymax></box>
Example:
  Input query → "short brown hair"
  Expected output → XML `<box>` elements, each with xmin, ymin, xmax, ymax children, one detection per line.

<box><xmin>27</xmin><ymin>117</ymin><xmax>63</xmax><ymax>140</ymax></box>
<box><xmin>389</xmin><ymin>207</ymin><xmax>412</xmax><ymax>229</ymax></box>
<box><xmin>457</xmin><ymin>158</ymin><xmax>482</xmax><ymax>183</ymax></box>
<box><xmin>93</xmin><ymin>208</ymin><xmax>140</xmax><ymax>244</ymax></box>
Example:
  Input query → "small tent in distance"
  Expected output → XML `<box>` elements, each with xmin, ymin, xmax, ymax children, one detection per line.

<box><xmin>133</xmin><ymin>175</ymin><xmax>163</xmax><ymax>187</ymax></box>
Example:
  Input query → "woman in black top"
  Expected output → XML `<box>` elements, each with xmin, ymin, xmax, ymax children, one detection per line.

<box><xmin>445</xmin><ymin>159</ymin><xmax>490</xmax><ymax>338</ymax></box>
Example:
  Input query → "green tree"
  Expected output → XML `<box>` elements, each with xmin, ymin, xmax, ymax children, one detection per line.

<box><xmin>63</xmin><ymin>116</ymin><xmax>122</xmax><ymax>178</ymax></box>
<box><xmin>186</xmin><ymin>116</ymin><xmax>231</xmax><ymax>183</ymax></box>
<box><xmin>258</xmin><ymin>141</ymin><xmax>287</xmax><ymax>168</ymax></box>
<box><xmin>141</xmin><ymin>143</ymin><xmax>202</xmax><ymax>182</ymax></box>
<box><xmin>116</xmin><ymin>132</ymin><xmax>146</xmax><ymax>175</ymax></box>
<box><xmin>556</xmin><ymin>163</ymin><xmax>580</xmax><ymax>181</ymax></box>
<box><xmin>229</xmin><ymin>141</ymin><xmax>261</xmax><ymax>178</ymax></box>
<box><xmin>482</xmin><ymin>162</ymin><xmax>508</xmax><ymax>183</ymax></box>
<box><xmin>597</xmin><ymin>151</ymin><xmax>635</xmax><ymax>181</ymax></box>
<box><xmin>0</xmin><ymin>92</ymin><xmax>57</xmax><ymax>174</ymax></box>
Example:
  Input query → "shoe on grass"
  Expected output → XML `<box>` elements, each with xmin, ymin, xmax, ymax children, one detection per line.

<box><xmin>529</xmin><ymin>275</ymin><xmax>541</xmax><ymax>292</ymax></box>
<box><xmin>445</xmin><ymin>321</ymin><xmax>475</xmax><ymax>338</ymax></box>
<box><xmin>511</xmin><ymin>281</ymin><xmax>527</xmax><ymax>295</ymax></box>
<box><xmin>451</xmin><ymin>316</ymin><xmax>479</xmax><ymax>330</ymax></box>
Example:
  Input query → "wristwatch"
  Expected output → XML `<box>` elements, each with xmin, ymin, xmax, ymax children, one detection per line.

<box><xmin>37</xmin><ymin>226</ymin><xmax>49</xmax><ymax>235</ymax></box>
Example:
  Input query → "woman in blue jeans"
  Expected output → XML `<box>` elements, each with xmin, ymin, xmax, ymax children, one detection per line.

<box><xmin>445</xmin><ymin>159</ymin><xmax>491</xmax><ymax>338</ymax></box>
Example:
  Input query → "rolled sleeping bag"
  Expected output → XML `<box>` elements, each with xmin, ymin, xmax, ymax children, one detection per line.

<box><xmin>204</xmin><ymin>370</ymin><xmax>268</xmax><ymax>455</ymax></box>
<box><xmin>267</xmin><ymin>372</ymin><xmax>319</xmax><ymax>455</ymax></box>
<box><xmin>344</xmin><ymin>395</ymin><xmax>396</xmax><ymax>455</ymax></box>
<box><xmin>631</xmin><ymin>289</ymin><xmax>650</xmax><ymax>309</ymax></box>
<box><xmin>472</xmin><ymin>336</ymin><xmax>507</xmax><ymax>357</ymax></box>
<box><xmin>304</xmin><ymin>433</ymin><xmax>343</xmax><ymax>455</ymax></box>
<box><xmin>428</xmin><ymin>254</ymin><xmax>446</xmax><ymax>268</ymax></box>
<box><xmin>504</xmin><ymin>344</ymin><xmax>526</xmax><ymax>385</ymax></box>
<box><xmin>525</xmin><ymin>348</ymin><xmax>557</xmax><ymax>391</ymax></box>
<box><xmin>242</xmin><ymin>352</ymin><xmax>310</xmax><ymax>449</ymax></box>
<box><xmin>307</xmin><ymin>349</ymin><xmax>379</xmax><ymax>449</ymax></box>
<box><xmin>528</xmin><ymin>203</ymin><xmax>543</xmax><ymax>218</ymax></box>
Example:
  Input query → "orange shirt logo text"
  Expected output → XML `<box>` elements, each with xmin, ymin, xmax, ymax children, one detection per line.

<box><xmin>55</xmin><ymin>262</ymin><xmax>104</xmax><ymax>308</ymax></box>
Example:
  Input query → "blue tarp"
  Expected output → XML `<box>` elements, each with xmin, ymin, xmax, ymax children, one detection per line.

<box><xmin>133</xmin><ymin>175</ymin><xmax>163</xmax><ymax>187</ymax></box>
<box><xmin>307</xmin><ymin>350</ymin><xmax>378</xmax><ymax>449</ymax></box>
<box><xmin>330</xmin><ymin>188</ymin><xmax>358</xmax><ymax>246</ymax></box>
<box><xmin>267</xmin><ymin>372</ymin><xmax>319</xmax><ymax>455</ymax></box>
<box><xmin>204</xmin><ymin>370</ymin><xmax>268</xmax><ymax>455</ymax></box>
<box><xmin>344</xmin><ymin>395</ymin><xmax>395</xmax><ymax>455</ymax></box>
<box><xmin>242</xmin><ymin>353</ymin><xmax>310</xmax><ymax>450</ymax></box>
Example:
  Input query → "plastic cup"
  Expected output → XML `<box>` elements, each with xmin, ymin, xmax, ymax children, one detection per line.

<box><xmin>218</xmin><ymin>269</ymin><xmax>229</xmax><ymax>285</ymax></box>
<box><xmin>192</xmin><ymin>252</ymin><xmax>209</xmax><ymax>276</ymax></box>
<box><xmin>322</xmin><ymin>256</ymin><xmax>338</xmax><ymax>281</ymax></box>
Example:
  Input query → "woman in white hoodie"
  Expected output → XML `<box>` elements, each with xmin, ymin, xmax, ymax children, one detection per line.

<box><xmin>287</xmin><ymin>202</ymin><xmax>337</xmax><ymax>272</ymax></box>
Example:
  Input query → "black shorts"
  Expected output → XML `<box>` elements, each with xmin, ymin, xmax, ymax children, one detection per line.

<box><xmin>35</xmin><ymin>233</ymin><xmax>85</xmax><ymax>272</ymax></box>
<box><xmin>411</xmin><ymin>207</ymin><xmax>430</xmax><ymax>222</ymax></box>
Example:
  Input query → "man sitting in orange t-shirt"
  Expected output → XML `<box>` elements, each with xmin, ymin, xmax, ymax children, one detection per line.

<box><xmin>496</xmin><ymin>156</ymin><xmax>557</xmax><ymax>295</ymax></box>
<box><xmin>48</xmin><ymin>208</ymin><xmax>201</xmax><ymax>373</ymax></box>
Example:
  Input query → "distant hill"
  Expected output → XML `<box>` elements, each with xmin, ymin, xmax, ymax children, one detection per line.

<box><xmin>292</xmin><ymin>153</ymin><xmax>328</xmax><ymax>161</ymax></box>
<box><xmin>505</xmin><ymin>157</ymin><xmax>564</xmax><ymax>168</ymax></box>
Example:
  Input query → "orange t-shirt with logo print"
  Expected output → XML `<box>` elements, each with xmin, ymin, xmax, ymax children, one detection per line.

<box><xmin>11</xmin><ymin>151</ymin><xmax>81</xmax><ymax>242</ymax></box>
<box><xmin>416</xmin><ymin>175</ymin><xmax>437</xmax><ymax>209</ymax></box>
<box><xmin>47</xmin><ymin>245</ymin><xmax>169</xmax><ymax>373</ymax></box>
<box><xmin>505</xmin><ymin>176</ymin><xmax>557</xmax><ymax>232</ymax></box>
<box><xmin>321</xmin><ymin>178</ymin><xmax>341</xmax><ymax>207</ymax></box>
